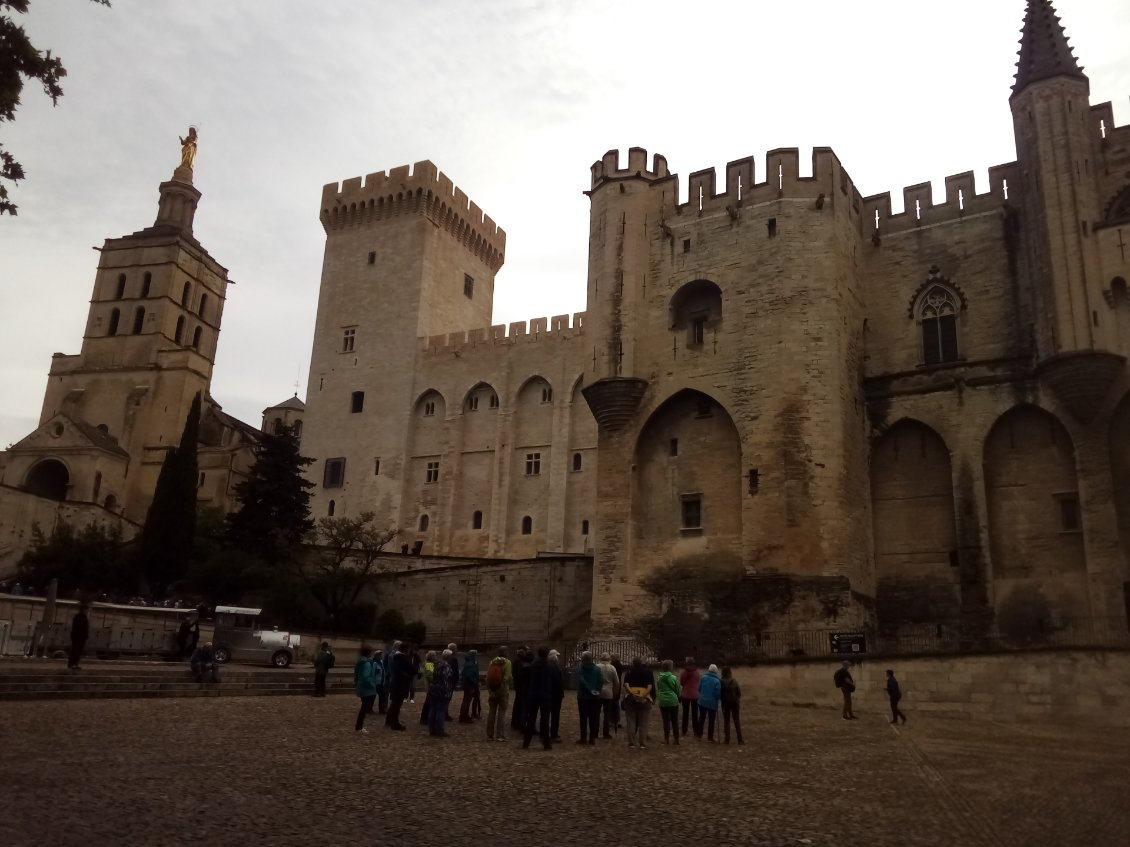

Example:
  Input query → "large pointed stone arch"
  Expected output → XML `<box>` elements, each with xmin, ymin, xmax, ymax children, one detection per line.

<box><xmin>631</xmin><ymin>389</ymin><xmax>742</xmax><ymax>574</ymax></box>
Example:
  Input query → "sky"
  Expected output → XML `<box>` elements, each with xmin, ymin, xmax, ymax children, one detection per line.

<box><xmin>2</xmin><ymin>0</ymin><xmax>1129</xmax><ymax>448</ymax></box>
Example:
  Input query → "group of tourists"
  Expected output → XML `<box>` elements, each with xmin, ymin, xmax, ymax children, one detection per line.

<box><xmin>323</xmin><ymin>641</ymin><xmax>763</xmax><ymax>749</ymax></box>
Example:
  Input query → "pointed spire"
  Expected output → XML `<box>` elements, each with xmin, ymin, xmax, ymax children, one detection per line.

<box><xmin>1012</xmin><ymin>0</ymin><xmax>1087</xmax><ymax>99</ymax></box>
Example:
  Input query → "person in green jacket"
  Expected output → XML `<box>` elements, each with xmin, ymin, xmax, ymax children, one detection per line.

<box><xmin>354</xmin><ymin>644</ymin><xmax>378</xmax><ymax>733</ymax></box>
<box><xmin>656</xmin><ymin>659</ymin><xmax>681</xmax><ymax>745</ymax></box>
<box><xmin>576</xmin><ymin>651</ymin><xmax>604</xmax><ymax>744</ymax></box>
<box><xmin>313</xmin><ymin>641</ymin><xmax>335</xmax><ymax>698</ymax></box>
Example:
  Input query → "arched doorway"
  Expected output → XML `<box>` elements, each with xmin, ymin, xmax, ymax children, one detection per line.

<box><xmin>870</xmin><ymin>420</ymin><xmax>959</xmax><ymax>630</ymax></box>
<box><xmin>24</xmin><ymin>459</ymin><xmax>69</xmax><ymax>500</ymax></box>
<box><xmin>631</xmin><ymin>389</ymin><xmax>742</xmax><ymax>573</ymax></box>
<box><xmin>984</xmin><ymin>405</ymin><xmax>1088</xmax><ymax>632</ymax></box>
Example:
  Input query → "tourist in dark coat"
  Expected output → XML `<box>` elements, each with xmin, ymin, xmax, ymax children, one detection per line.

<box><xmin>68</xmin><ymin>605</ymin><xmax>89</xmax><ymax>670</ymax></box>
<box><xmin>834</xmin><ymin>661</ymin><xmax>857</xmax><ymax>720</ymax></box>
<box><xmin>522</xmin><ymin>647</ymin><xmax>554</xmax><ymax>750</ymax></box>
<box><xmin>458</xmin><ymin>649</ymin><xmax>481</xmax><ymax>723</ymax></box>
<box><xmin>548</xmin><ymin>649</ymin><xmax>565</xmax><ymax>742</ymax></box>
<box><xmin>385</xmin><ymin>643</ymin><xmax>413</xmax><ymax>730</ymax></box>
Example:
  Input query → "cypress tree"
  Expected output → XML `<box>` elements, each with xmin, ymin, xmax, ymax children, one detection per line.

<box><xmin>139</xmin><ymin>393</ymin><xmax>200</xmax><ymax>595</ymax></box>
<box><xmin>227</xmin><ymin>423</ymin><xmax>315</xmax><ymax>563</ymax></box>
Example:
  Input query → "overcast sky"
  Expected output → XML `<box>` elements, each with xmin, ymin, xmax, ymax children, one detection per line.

<box><xmin>2</xmin><ymin>0</ymin><xmax>1129</xmax><ymax>448</ymax></box>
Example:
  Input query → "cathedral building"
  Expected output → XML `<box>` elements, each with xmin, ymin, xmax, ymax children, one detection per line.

<box><xmin>301</xmin><ymin>0</ymin><xmax>1130</xmax><ymax>638</ymax></box>
<box><xmin>0</xmin><ymin>148</ymin><xmax>289</xmax><ymax>573</ymax></box>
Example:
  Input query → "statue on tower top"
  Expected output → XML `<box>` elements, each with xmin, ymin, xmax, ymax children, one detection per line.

<box><xmin>178</xmin><ymin>127</ymin><xmax>198</xmax><ymax>170</ymax></box>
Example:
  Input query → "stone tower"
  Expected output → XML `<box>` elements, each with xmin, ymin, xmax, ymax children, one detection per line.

<box><xmin>32</xmin><ymin>157</ymin><xmax>230</xmax><ymax>521</ymax></box>
<box><xmin>582</xmin><ymin>147</ymin><xmax>871</xmax><ymax>627</ymax></box>
<box><xmin>301</xmin><ymin>163</ymin><xmax>506</xmax><ymax>528</ymax></box>
<box><xmin>1011</xmin><ymin>0</ymin><xmax>1125</xmax><ymax>422</ymax></box>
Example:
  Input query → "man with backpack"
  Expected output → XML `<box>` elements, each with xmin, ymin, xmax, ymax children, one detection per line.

<box><xmin>834</xmin><ymin>660</ymin><xmax>857</xmax><ymax>720</ymax></box>
<box><xmin>485</xmin><ymin>646</ymin><xmax>513</xmax><ymax>741</ymax></box>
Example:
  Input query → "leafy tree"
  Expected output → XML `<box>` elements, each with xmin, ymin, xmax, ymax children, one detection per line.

<box><xmin>374</xmin><ymin>608</ymin><xmax>406</xmax><ymax>638</ymax></box>
<box><xmin>297</xmin><ymin>511</ymin><xmax>396</xmax><ymax>632</ymax></box>
<box><xmin>187</xmin><ymin>505</ymin><xmax>269</xmax><ymax>603</ymax></box>
<box><xmin>138</xmin><ymin>393</ymin><xmax>200</xmax><ymax>596</ymax></box>
<box><xmin>16</xmin><ymin>520</ymin><xmax>133</xmax><ymax>596</ymax></box>
<box><xmin>1</xmin><ymin>0</ymin><xmax>111</xmax><ymax>215</ymax></box>
<box><xmin>226</xmin><ymin>423</ymin><xmax>314</xmax><ymax>563</ymax></box>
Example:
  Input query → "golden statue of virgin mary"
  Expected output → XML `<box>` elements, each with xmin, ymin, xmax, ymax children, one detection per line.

<box><xmin>178</xmin><ymin>127</ymin><xmax>198</xmax><ymax>169</ymax></box>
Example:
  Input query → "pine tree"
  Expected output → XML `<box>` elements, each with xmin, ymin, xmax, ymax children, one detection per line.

<box><xmin>138</xmin><ymin>393</ymin><xmax>200</xmax><ymax>595</ymax></box>
<box><xmin>226</xmin><ymin>423</ymin><xmax>315</xmax><ymax>562</ymax></box>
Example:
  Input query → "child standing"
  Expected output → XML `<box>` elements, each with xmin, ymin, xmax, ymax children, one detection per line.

<box><xmin>720</xmin><ymin>667</ymin><xmax>744</xmax><ymax>745</ymax></box>
<box><xmin>656</xmin><ymin>659</ymin><xmax>681</xmax><ymax>744</ymax></box>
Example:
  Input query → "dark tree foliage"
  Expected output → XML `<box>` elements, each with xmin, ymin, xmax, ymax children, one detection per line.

<box><xmin>298</xmin><ymin>512</ymin><xmax>396</xmax><ymax>632</ymax></box>
<box><xmin>16</xmin><ymin>520</ymin><xmax>132</xmax><ymax>596</ymax></box>
<box><xmin>186</xmin><ymin>505</ymin><xmax>269</xmax><ymax>604</ymax></box>
<box><xmin>226</xmin><ymin>424</ymin><xmax>314</xmax><ymax>563</ymax></box>
<box><xmin>0</xmin><ymin>1</ymin><xmax>111</xmax><ymax>215</ymax></box>
<box><xmin>138</xmin><ymin>393</ymin><xmax>200</xmax><ymax>596</ymax></box>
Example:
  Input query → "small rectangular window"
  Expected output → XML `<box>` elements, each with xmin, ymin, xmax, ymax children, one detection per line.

<box><xmin>424</xmin><ymin>401</ymin><xmax>436</xmax><ymax>416</ymax></box>
<box><xmin>691</xmin><ymin>317</ymin><xmax>706</xmax><ymax>346</ymax></box>
<box><xmin>464</xmin><ymin>274</ymin><xmax>474</xmax><ymax>299</ymax></box>
<box><xmin>1056</xmin><ymin>493</ymin><xmax>1081</xmax><ymax>532</ymax></box>
<box><xmin>468</xmin><ymin>395</ymin><xmax>479</xmax><ymax>411</ymax></box>
<box><xmin>342</xmin><ymin>327</ymin><xmax>356</xmax><ymax>353</ymax></box>
<box><xmin>351</xmin><ymin>391</ymin><xmax>365</xmax><ymax>413</ymax></box>
<box><xmin>681</xmin><ymin>496</ymin><xmax>702</xmax><ymax>530</ymax></box>
<box><xmin>489</xmin><ymin>393</ymin><xmax>499</xmax><ymax>409</ymax></box>
<box><xmin>669</xmin><ymin>438</ymin><xmax>679</xmax><ymax>457</ymax></box>
<box><xmin>367</xmin><ymin>251</ymin><xmax>376</xmax><ymax>265</ymax></box>
<box><xmin>581</xmin><ymin>519</ymin><xmax>590</xmax><ymax>536</ymax></box>
<box><xmin>767</xmin><ymin>218</ymin><xmax>777</xmax><ymax>237</ymax></box>
<box><xmin>525</xmin><ymin>452</ymin><xmax>541</xmax><ymax>476</ymax></box>
<box><xmin>374</xmin><ymin>458</ymin><xmax>381</xmax><ymax>476</ymax></box>
<box><xmin>682</xmin><ymin>238</ymin><xmax>691</xmax><ymax>253</ymax></box>
<box><xmin>923</xmin><ymin>316</ymin><xmax>959</xmax><ymax>365</ymax></box>
<box><xmin>324</xmin><ymin>457</ymin><xmax>346</xmax><ymax>489</ymax></box>
<box><xmin>425</xmin><ymin>461</ymin><xmax>440</xmax><ymax>484</ymax></box>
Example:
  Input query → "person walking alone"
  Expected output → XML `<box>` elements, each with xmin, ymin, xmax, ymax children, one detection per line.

<box><xmin>354</xmin><ymin>644</ymin><xmax>378</xmax><ymax>734</ymax></box>
<box><xmin>720</xmin><ymin>667</ymin><xmax>744</xmax><ymax>745</ymax></box>
<box><xmin>68</xmin><ymin>604</ymin><xmax>90</xmax><ymax>670</ymax></box>
<box><xmin>656</xmin><ymin>660</ymin><xmax>681</xmax><ymax>745</ymax></box>
<box><xmin>679</xmin><ymin>658</ymin><xmax>700</xmax><ymax>738</ymax></box>
<box><xmin>834</xmin><ymin>661</ymin><xmax>857</xmax><ymax>720</ymax></box>
<box><xmin>313</xmin><ymin>642</ymin><xmax>335</xmax><ymax>697</ymax></box>
<box><xmin>886</xmin><ymin>669</ymin><xmax>907</xmax><ymax>724</ymax></box>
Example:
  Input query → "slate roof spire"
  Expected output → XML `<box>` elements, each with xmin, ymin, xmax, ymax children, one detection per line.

<box><xmin>1012</xmin><ymin>0</ymin><xmax>1087</xmax><ymax>100</ymax></box>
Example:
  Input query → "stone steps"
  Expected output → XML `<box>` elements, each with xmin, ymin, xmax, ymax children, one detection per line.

<box><xmin>0</xmin><ymin>663</ymin><xmax>356</xmax><ymax>701</ymax></box>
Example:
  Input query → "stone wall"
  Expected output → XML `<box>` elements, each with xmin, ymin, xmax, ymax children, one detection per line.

<box><xmin>372</xmin><ymin>554</ymin><xmax>592</xmax><ymax>644</ymax></box>
<box><xmin>732</xmin><ymin>649</ymin><xmax>1130</xmax><ymax>728</ymax></box>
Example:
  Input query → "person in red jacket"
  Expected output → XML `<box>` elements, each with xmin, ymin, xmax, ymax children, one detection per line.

<box><xmin>679</xmin><ymin>657</ymin><xmax>700</xmax><ymax>738</ymax></box>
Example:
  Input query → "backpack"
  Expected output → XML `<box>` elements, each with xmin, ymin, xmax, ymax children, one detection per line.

<box><xmin>486</xmin><ymin>658</ymin><xmax>505</xmax><ymax>692</ymax></box>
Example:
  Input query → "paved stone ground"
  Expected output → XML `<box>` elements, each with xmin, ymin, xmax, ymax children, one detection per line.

<box><xmin>1</xmin><ymin>696</ymin><xmax>1126</xmax><ymax>846</ymax></box>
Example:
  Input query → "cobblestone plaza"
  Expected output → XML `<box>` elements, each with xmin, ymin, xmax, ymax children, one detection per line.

<box><xmin>1</xmin><ymin>696</ymin><xmax>1125</xmax><ymax>846</ymax></box>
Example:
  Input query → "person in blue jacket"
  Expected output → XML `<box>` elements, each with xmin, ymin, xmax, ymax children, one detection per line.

<box><xmin>354</xmin><ymin>644</ymin><xmax>378</xmax><ymax>734</ymax></box>
<box><xmin>696</xmin><ymin>664</ymin><xmax>722</xmax><ymax>741</ymax></box>
<box><xmin>370</xmin><ymin>649</ymin><xmax>386</xmax><ymax>712</ymax></box>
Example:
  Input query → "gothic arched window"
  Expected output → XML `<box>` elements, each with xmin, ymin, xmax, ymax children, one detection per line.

<box><xmin>141</xmin><ymin>272</ymin><xmax>152</xmax><ymax>298</ymax></box>
<box><xmin>917</xmin><ymin>285</ymin><xmax>959</xmax><ymax>365</ymax></box>
<box><xmin>419</xmin><ymin>514</ymin><xmax>430</xmax><ymax>532</ymax></box>
<box><xmin>131</xmin><ymin>306</ymin><xmax>145</xmax><ymax>335</ymax></box>
<box><xmin>521</xmin><ymin>515</ymin><xmax>533</xmax><ymax>535</ymax></box>
<box><xmin>174</xmin><ymin>316</ymin><xmax>185</xmax><ymax>344</ymax></box>
<box><xmin>192</xmin><ymin>326</ymin><xmax>202</xmax><ymax>350</ymax></box>
<box><xmin>108</xmin><ymin>308</ymin><xmax>120</xmax><ymax>336</ymax></box>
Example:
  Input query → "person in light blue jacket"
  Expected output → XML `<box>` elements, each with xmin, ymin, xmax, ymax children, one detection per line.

<box><xmin>695</xmin><ymin>664</ymin><xmax>722</xmax><ymax>741</ymax></box>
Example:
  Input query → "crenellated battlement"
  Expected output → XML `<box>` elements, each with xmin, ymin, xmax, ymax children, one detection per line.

<box><xmin>671</xmin><ymin>147</ymin><xmax>859</xmax><ymax>218</ymax></box>
<box><xmin>1092</xmin><ymin>100</ymin><xmax>1130</xmax><ymax>147</ymax></box>
<box><xmin>320</xmin><ymin>160</ymin><xmax>506</xmax><ymax>271</ymax></box>
<box><xmin>590</xmin><ymin>147</ymin><xmax>671</xmax><ymax>189</ymax></box>
<box><xmin>419</xmin><ymin>312</ymin><xmax>586</xmax><ymax>356</ymax></box>
<box><xmin>860</xmin><ymin>163</ymin><xmax>1019</xmax><ymax>236</ymax></box>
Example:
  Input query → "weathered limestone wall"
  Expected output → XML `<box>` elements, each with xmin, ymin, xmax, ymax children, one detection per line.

<box><xmin>733</xmin><ymin>650</ymin><xmax>1130</xmax><ymax>727</ymax></box>
<box><xmin>372</xmin><ymin>555</ymin><xmax>592</xmax><ymax>644</ymax></box>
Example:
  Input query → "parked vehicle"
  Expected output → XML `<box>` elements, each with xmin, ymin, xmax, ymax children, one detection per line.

<box><xmin>210</xmin><ymin>606</ymin><xmax>300</xmax><ymax>668</ymax></box>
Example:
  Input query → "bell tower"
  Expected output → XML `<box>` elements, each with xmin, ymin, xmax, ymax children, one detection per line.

<box><xmin>37</xmin><ymin>129</ymin><xmax>231</xmax><ymax>521</ymax></box>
